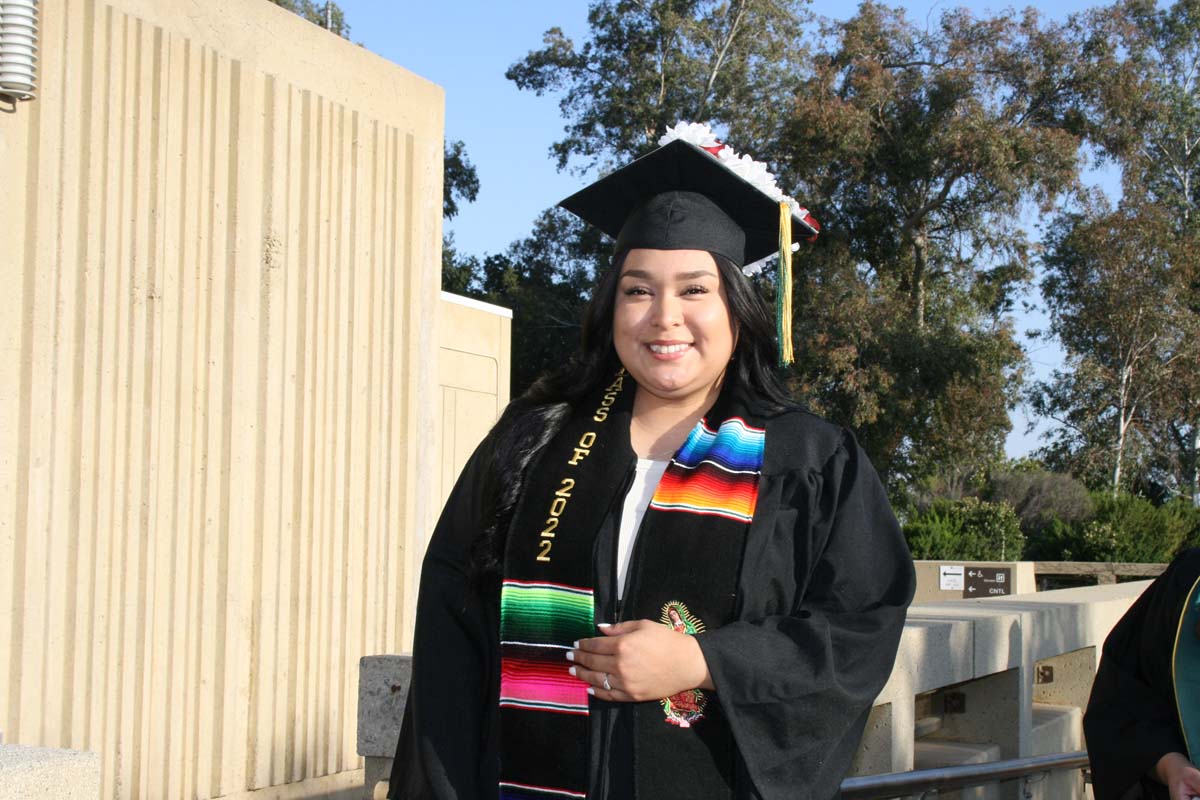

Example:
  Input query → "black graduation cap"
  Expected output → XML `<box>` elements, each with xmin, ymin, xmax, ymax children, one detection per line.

<box><xmin>558</xmin><ymin>138</ymin><xmax>818</xmax><ymax>268</ymax></box>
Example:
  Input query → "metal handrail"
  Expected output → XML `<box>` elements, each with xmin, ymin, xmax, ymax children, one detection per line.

<box><xmin>839</xmin><ymin>750</ymin><xmax>1090</xmax><ymax>799</ymax></box>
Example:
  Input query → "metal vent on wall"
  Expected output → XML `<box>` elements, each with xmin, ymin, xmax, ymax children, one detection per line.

<box><xmin>0</xmin><ymin>0</ymin><xmax>38</xmax><ymax>102</ymax></box>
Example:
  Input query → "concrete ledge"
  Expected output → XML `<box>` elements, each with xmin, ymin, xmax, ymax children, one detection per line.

<box><xmin>0</xmin><ymin>744</ymin><xmax>100</xmax><ymax>800</ymax></box>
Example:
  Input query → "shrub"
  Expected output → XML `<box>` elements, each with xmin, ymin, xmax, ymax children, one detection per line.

<box><xmin>1023</xmin><ymin>517</ymin><xmax>1079</xmax><ymax>560</ymax></box>
<box><xmin>1025</xmin><ymin>492</ymin><xmax>1196</xmax><ymax>563</ymax></box>
<box><xmin>1089</xmin><ymin>492</ymin><xmax>1190</xmax><ymax>562</ymax></box>
<box><xmin>987</xmin><ymin>469</ymin><xmax>1094</xmax><ymax>536</ymax></box>
<box><xmin>1167</xmin><ymin>500</ymin><xmax>1200</xmax><ymax>552</ymax></box>
<box><xmin>904</xmin><ymin>498</ymin><xmax>1025</xmax><ymax>561</ymax></box>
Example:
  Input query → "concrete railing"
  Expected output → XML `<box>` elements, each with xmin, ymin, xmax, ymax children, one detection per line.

<box><xmin>841</xmin><ymin>750</ymin><xmax>1090</xmax><ymax>799</ymax></box>
<box><xmin>1034</xmin><ymin>561</ymin><xmax>1167</xmax><ymax>585</ymax></box>
<box><xmin>359</xmin><ymin>581</ymin><xmax>1147</xmax><ymax>800</ymax></box>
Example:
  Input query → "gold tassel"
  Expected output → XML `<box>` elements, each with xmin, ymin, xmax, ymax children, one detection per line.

<box><xmin>778</xmin><ymin>202</ymin><xmax>794</xmax><ymax>365</ymax></box>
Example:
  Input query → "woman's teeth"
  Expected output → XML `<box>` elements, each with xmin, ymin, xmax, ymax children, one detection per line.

<box><xmin>648</xmin><ymin>343</ymin><xmax>690</xmax><ymax>354</ymax></box>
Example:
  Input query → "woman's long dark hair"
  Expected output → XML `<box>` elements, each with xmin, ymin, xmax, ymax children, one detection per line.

<box><xmin>519</xmin><ymin>250</ymin><xmax>795</xmax><ymax>411</ymax></box>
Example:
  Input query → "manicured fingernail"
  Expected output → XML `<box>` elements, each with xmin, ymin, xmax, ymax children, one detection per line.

<box><xmin>597</xmin><ymin>623</ymin><xmax>612</xmax><ymax>629</ymax></box>
<box><xmin>572</xmin><ymin>640</ymin><xmax>580</xmax><ymax>648</ymax></box>
<box><xmin>587</xmin><ymin>687</ymin><xmax>595</xmax><ymax>696</ymax></box>
<box><xmin>565</xmin><ymin>650</ymin><xmax>574</xmax><ymax>661</ymax></box>
<box><xmin>568</xmin><ymin>666</ymin><xmax>576</xmax><ymax>677</ymax></box>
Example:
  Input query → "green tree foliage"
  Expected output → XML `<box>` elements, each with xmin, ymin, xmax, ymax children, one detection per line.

<box><xmin>470</xmin><ymin>209</ymin><xmax>609</xmax><ymax>392</ymax></box>
<box><xmin>441</xmin><ymin>140</ymin><xmax>483</xmax><ymax>295</ymax></box>
<box><xmin>495</xmin><ymin>0</ymin><xmax>819</xmax><ymax>398</ymax></box>
<box><xmin>1032</xmin><ymin>0</ymin><xmax>1200</xmax><ymax>503</ymax></box>
<box><xmin>759</xmin><ymin>3</ymin><xmax>1083</xmax><ymax>484</ymax></box>
<box><xmin>502</xmin><ymin>1</ymin><xmax>1088</xmax><ymax>489</ymax></box>
<box><xmin>506</xmin><ymin>0</ymin><xmax>811</xmax><ymax>172</ymax></box>
<box><xmin>269</xmin><ymin>0</ymin><xmax>350</xmax><ymax>38</ymax></box>
<box><xmin>443</xmin><ymin>140</ymin><xmax>481</xmax><ymax>220</ymax></box>
<box><xmin>1024</xmin><ymin>492</ymin><xmax>1197</xmax><ymax>562</ymax></box>
<box><xmin>1033</xmin><ymin>199</ymin><xmax>1195</xmax><ymax>491</ymax></box>
<box><xmin>904</xmin><ymin>498</ymin><xmax>1025</xmax><ymax>561</ymax></box>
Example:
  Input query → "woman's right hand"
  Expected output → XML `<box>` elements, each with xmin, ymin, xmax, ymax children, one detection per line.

<box><xmin>1155</xmin><ymin>752</ymin><xmax>1200</xmax><ymax>800</ymax></box>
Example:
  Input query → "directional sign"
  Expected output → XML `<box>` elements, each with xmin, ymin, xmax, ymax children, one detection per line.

<box><xmin>964</xmin><ymin>567</ymin><xmax>1011</xmax><ymax>598</ymax></box>
<box><xmin>939</xmin><ymin>565</ymin><xmax>964</xmax><ymax>591</ymax></box>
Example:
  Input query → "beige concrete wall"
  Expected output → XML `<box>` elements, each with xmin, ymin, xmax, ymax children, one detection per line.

<box><xmin>0</xmin><ymin>0</ymin><xmax>445</xmax><ymax>797</ymax></box>
<box><xmin>434</xmin><ymin>292</ymin><xmax>512</xmax><ymax>509</ymax></box>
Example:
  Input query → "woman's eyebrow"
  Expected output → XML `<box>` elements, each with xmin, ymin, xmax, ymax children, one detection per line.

<box><xmin>620</xmin><ymin>269</ymin><xmax>717</xmax><ymax>280</ymax></box>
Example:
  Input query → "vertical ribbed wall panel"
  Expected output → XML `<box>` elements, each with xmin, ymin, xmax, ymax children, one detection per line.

<box><xmin>0</xmin><ymin>0</ymin><xmax>446</xmax><ymax>797</ymax></box>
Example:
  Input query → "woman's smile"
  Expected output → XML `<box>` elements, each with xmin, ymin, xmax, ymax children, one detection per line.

<box><xmin>646</xmin><ymin>340</ymin><xmax>692</xmax><ymax>358</ymax></box>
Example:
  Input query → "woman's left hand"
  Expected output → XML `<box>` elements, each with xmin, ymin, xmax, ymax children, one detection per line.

<box><xmin>568</xmin><ymin>620</ymin><xmax>714</xmax><ymax>702</ymax></box>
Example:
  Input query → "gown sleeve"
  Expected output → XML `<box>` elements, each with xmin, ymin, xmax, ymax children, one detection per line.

<box><xmin>1083</xmin><ymin>550</ymin><xmax>1200</xmax><ymax>800</ymax></box>
<box><xmin>388</xmin><ymin>437</ymin><xmax>502</xmax><ymax>800</ymax></box>
<box><xmin>694</xmin><ymin>431</ymin><xmax>915</xmax><ymax>800</ymax></box>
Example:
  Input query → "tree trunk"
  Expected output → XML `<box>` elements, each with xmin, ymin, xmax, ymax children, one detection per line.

<box><xmin>1193</xmin><ymin>422</ymin><xmax>1199</xmax><ymax>507</ymax></box>
<box><xmin>912</xmin><ymin>230</ymin><xmax>928</xmax><ymax>330</ymax></box>
<box><xmin>1113</xmin><ymin>365</ymin><xmax>1133</xmax><ymax>496</ymax></box>
<box><xmin>1112</xmin><ymin>439</ymin><xmax>1124</xmax><ymax>495</ymax></box>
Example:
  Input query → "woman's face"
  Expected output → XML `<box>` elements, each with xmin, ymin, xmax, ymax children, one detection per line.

<box><xmin>613</xmin><ymin>248</ymin><xmax>736</xmax><ymax>407</ymax></box>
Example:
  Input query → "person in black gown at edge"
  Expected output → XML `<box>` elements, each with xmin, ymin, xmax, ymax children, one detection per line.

<box><xmin>387</xmin><ymin>121</ymin><xmax>916</xmax><ymax>800</ymax></box>
<box><xmin>1086</xmin><ymin>548</ymin><xmax>1200</xmax><ymax>800</ymax></box>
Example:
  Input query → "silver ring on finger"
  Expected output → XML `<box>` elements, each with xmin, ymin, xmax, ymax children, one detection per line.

<box><xmin>603</xmin><ymin>673</ymin><xmax>612</xmax><ymax>691</ymax></box>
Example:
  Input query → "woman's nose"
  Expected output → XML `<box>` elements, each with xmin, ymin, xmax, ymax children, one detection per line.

<box><xmin>650</xmin><ymin>294</ymin><xmax>682</xmax><ymax>328</ymax></box>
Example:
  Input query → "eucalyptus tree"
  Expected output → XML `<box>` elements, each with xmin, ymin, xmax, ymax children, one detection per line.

<box><xmin>1033</xmin><ymin>0</ymin><xmax>1200</xmax><ymax>502</ymax></box>
<box><xmin>507</xmin><ymin>0</ymin><xmax>811</xmax><ymax>172</ymax></box>
<box><xmin>1033</xmin><ymin>198</ymin><xmax>1192</xmax><ymax>493</ymax></box>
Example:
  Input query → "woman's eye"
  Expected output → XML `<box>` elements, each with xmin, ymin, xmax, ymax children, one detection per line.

<box><xmin>622</xmin><ymin>286</ymin><xmax>650</xmax><ymax>296</ymax></box>
<box><xmin>683</xmin><ymin>285</ymin><xmax>709</xmax><ymax>295</ymax></box>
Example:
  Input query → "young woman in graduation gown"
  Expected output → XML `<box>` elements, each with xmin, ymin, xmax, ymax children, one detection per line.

<box><xmin>388</xmin><ymin>124</ymin><xmax>916</xmax><ymax>800</ymax></box>
<box><xmin>1086</xmin><ymin>548</ymin><xmax>1200</xmax><ymax>800</ymax></box>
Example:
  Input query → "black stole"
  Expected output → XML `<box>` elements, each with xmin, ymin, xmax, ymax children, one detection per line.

<box><xmin>498</xmin><ymin>373</ymin><xmax>765</xmax><ymax>800</ymax></box>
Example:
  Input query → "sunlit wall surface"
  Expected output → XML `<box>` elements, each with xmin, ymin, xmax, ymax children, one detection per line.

<box><xmin>0</xmin><ymin>0</ymin><xmax>453</xmax><ymax>796</ymax></box>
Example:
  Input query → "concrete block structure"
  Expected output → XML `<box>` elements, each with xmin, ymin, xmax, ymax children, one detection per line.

<box><xmin>866</xmin><ymin>581</ymin><xmax>1147</xmax><ymax>798</ymax></box>
<box><xmin>0</xmin><ymin>744</ymin><xmax>101</xmax><ymax>800</ymax></box>
<box><xmin>357</xmin><ymin>656</ymin><xmax>412</xmax><ymax>800</ymax></box>
<box><xmin>0</xmin><ymin>0</ymin><xmax>512</xmax><ymax>798</ymax></box>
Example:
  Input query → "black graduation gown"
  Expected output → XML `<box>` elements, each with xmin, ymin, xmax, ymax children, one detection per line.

<box><xmin>388</xmin><ymin>404</ymin><xmax>915</xmax><ymax>800</ymax></box>
<box><xmin>1084</xmin><ymin>548</ymin><xmax>1200</xmax><ymax>800</ymax></box>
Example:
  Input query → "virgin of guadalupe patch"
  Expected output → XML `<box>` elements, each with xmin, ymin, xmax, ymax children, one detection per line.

<box><xmin>659</xmin><ymin>601</ymin><xmax>708</xmax><ymax>728</ymax></box>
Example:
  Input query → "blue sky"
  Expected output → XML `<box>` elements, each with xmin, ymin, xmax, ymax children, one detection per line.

<box><xmin>336</xmin><ymin>0</ymin><xmax>1117</xmax><ymax>458</ymax></box>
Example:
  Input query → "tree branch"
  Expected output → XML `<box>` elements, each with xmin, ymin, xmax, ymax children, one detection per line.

<box><xmin>698</xmin><ymin>1</ymin><xmax>748</xmax><ymax>119</ymax></box>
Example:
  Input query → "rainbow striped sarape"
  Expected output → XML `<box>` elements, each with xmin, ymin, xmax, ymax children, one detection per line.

<box><xmin>650</xmin><ymin>416</ymin><xmax>765</xmax><ymax>522</ymax></box>
<box><xmin>500</xmin><ymin>580</ymin><xmax>594</xmax><ymax>716</ymax></box>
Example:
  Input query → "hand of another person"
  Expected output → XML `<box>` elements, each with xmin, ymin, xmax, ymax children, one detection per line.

<box><xmin>568</xmin><ymin>620</ymin><xmax>713</xmax><ymax>702</ymax></box>
<box><xmin>1155</xmin><ymin>752</ymin><xmax>1200</xmax><ymax>800</ymax></box>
